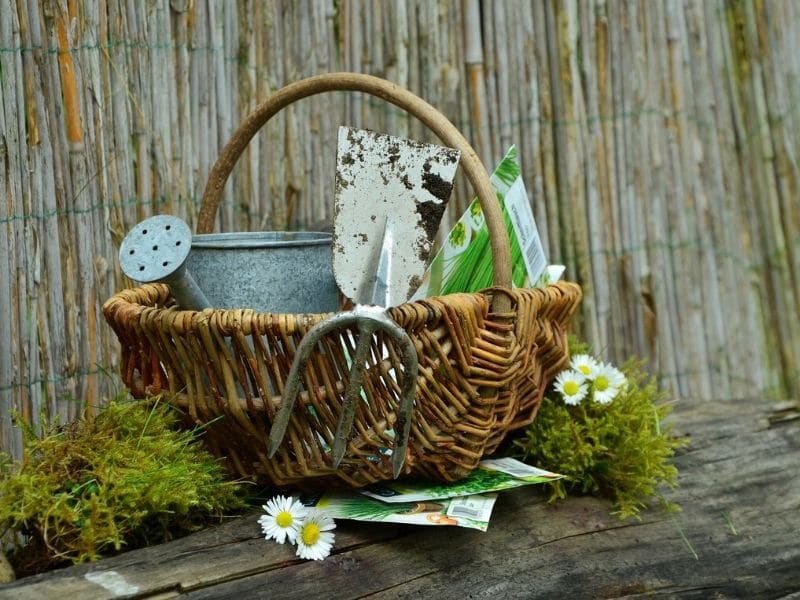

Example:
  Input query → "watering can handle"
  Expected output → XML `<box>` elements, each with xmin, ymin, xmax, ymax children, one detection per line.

<box><xmin>197</xmin><ymin>72</ymin><xmax>512</xmax><ymax>305</ymax></box>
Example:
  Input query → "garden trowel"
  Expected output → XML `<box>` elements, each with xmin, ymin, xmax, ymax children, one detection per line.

<box><xmin>268</xmin><ymin>127</ymin><xmax>460</xmax><ymax>477</ymax></box>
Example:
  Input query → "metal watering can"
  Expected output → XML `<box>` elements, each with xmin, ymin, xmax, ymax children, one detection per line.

<box><xmin>118</xmin><ymin>214</ymin><xmax>339</xmax><ymax>314</ymax></box>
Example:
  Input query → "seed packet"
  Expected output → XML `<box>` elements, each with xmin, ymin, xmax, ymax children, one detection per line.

<box><xmin>410</xmin><ymin>146</ymin><xmax>555</xmax><ymax>299</ymax></box>
<box><xmin>302</xmin><ymin>458</ymin><xmax>561</xmax><ymax>532</ymax></box>
<box><xmin>359</xmin><ymin>457</ymin><xmax>561</xmax><ymax>503</ymax></box>
<box><xmin>305</xmin><ymin>490</ymin><xmax>497</xmax><ymax>531</ymax></box>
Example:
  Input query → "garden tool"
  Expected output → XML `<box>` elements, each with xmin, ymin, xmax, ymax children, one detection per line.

<box><xmin>268</xmin><ymin>127</ymin><xmax>460</xmax><ymax>477</ymax></box>
<box><xmin>119</xmin><ymin>215</ymin><xmax>211</xmax><ymax>310</ymax></box>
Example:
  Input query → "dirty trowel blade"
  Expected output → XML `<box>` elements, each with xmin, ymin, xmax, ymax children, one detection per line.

<box><xmin>333</xmin><ymin>127</ymin><xmax>460</xmax><ymax>307</ymax></box>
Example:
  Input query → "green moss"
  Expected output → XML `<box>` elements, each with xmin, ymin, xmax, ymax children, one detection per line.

<box><xmin>508</xmin><ymin>343</ymin><xmax>687</xmax><ymax>519</ymax></box>
<box><xmin>0</xmin><ymin>394</ymin><xmax>246</xmax><ymax>575</ymax></box>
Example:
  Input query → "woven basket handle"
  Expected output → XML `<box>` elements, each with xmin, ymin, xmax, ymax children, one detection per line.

<box><xmin>197</xmin><ymin>72</ymin><xmax>513</xmax><ymax>298</ymax></box>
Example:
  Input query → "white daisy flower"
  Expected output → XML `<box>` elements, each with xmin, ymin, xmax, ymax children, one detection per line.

<box><xmin>606</xmin><ymin>363</ymin><xmax>628</xmax><ymax>389</ymax></box>
<box><xmin>591</xmin><ymin>363</ymin><xmax>627</xmax><ymax>405</ymax></box>
<box><xmin>295</xmin><ymin>509</ymin><xmax>336</xmax><ymax>561</ymax></box>
<box><xmin>570</xmin><ymin>354</ymin><xmax>599</xmax><ymax>379</ymax></box>
<box><xmin>554</xmin><ymin>370</ymin><xmax>588</xmax><ymax>405</ymax></box>
<box><xmin>592</xmin><ymin>386</ymin><xmax>618</xmax><ymax>405</ymax></box>
<box><xmin>258</xmin><ymin>495</ymin><xmax>307</xmax><ymax>544</ymax></box>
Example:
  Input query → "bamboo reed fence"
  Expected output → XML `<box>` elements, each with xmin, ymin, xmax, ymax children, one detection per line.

<box><xmin>1</xmin><ymin>0</ymin><xmax>798</xmax><ymax>459</ymax></box>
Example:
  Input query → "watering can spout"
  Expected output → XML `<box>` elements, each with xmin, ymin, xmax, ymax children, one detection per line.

<box><xmin>118</xmin><ymin>215</ymin><xmax>211</xmax><ymax>310</ymax></box>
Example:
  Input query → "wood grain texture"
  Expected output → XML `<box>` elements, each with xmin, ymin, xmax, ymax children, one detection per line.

<box><xmin>3</xmin><ymin>398</ymin><xmax>798</xmax><ymax>599</ymax></box>
<box><xmin>1</xmin><ymin>0</ymin><xmax>799</xmax><ymax>457</ymax></box>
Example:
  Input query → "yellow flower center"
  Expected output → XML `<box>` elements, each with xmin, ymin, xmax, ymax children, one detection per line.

<box><xmin>578</xmin><ymin>365</ymin><xmax>591</xmax><ymax>375</ymax></box>
<box><xmin>301</xmin><ymin>522</ymin><xmax>321</xmax><ymax>546</ymax></box>
<box><xmin>276</xmin><ymin>511</ymin><xmax>293</xmax><ymax>528</ymax></box>
<box><xmin>564</xmin><ymin>381</ymin><xmax>580</xmax><ymax>396</ymax></box>
<box><xmin>595</xmin><ymin>376</ymin><xmax>609</xmax><ymax>392</ymax></box>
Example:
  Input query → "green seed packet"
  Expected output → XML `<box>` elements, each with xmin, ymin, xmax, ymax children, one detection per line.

<box><xmin>359</xmin><ymin>457</ymin><xmax>561</xmax><ymax>504</ymax></box>
<box><xmin>303</xmin><ymin>458</ymin><xmax>560</xmax><ymax>532</ymax></box>
<box><xmin>410</xmin><ymin>146</ymin><xmax>555</xmax><ymax>299</ymax></box>
<box><xmin>307</xmin><ymin>491</ymin><xmax>498</xmax><ymax>531</ymax></box>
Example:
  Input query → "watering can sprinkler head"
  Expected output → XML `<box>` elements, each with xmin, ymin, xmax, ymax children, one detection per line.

<box><xmin>119</xmin><ymin>215</ymin><xmax>211</xmax><ymax>310</ymax></box>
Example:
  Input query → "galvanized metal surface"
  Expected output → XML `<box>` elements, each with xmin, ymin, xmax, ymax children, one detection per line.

<box><xmin>333</xmin><ymin>127</ymin><xmax>460</xmax><ymax>306</ymax></box>
<box><xmin>119</xmin><ymin>217</ymin><xmax>338</xmax><ymax>314</ymax></box>
<box><xmin>188</xmin><ymin>231</ymin><xmax>338</xmax><ymax>314</ymax></box>
<box><xmin>118</xmin><ymin>215</ymin><xmax>211</xmax><ymax>310</ymax></box>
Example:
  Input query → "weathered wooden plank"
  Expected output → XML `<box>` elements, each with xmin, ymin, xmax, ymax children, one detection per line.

<box><xmin>0</xmin><ymin>509</ymin><xmax>403</xmax><ymax>599</ymax></box>
<box><xmin>185</xmin><ymin>399</ymin><xmax>800</xmax><ymax>599</ymax></box>
<box><xmin>3</xmin><ymin>398</ymin><xmax>798</xmax><ymax>599</ymax></box>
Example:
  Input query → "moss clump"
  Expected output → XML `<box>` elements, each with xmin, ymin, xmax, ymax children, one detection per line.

<box><xmin>509</xmin><ymin>348</ymin><xmax>687</xmax><ymax>519</ymax></box>
<box><xmin>0</xmin><ymin>395</ymin><xmax>246</xmax><ymax>575</ymax></box>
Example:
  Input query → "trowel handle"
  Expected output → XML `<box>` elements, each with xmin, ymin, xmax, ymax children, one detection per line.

<box><xmin>197</xmin><ymin>72</ymin><xmax>512</xmax><ymax>307</ymax></box>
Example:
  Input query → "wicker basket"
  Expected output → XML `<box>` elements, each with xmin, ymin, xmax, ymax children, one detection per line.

<box><xmin>103</xmin><ymin>73</ymin><xmax>582</xmax><ymax>488</ymax></box>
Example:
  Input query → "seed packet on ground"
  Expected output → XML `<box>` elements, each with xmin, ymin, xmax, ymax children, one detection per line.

<box><xmin>303</xmin><ymin>458</ymin><xmax>561</xmax><ymax>532</ymax></box>
<box><xmin>359</xmin><ymin>457</ymin><xmax>561</xmax><ymax>503</ymax></box>
<box><xmin>410</xmin><ymin>145</ymin><xmax>554</xmax><ymax>299</ymax></box>
<box><xmin>305</xmin><ymin>491</ymin><xmax>498</xmax><ymax>531</ymax></box>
